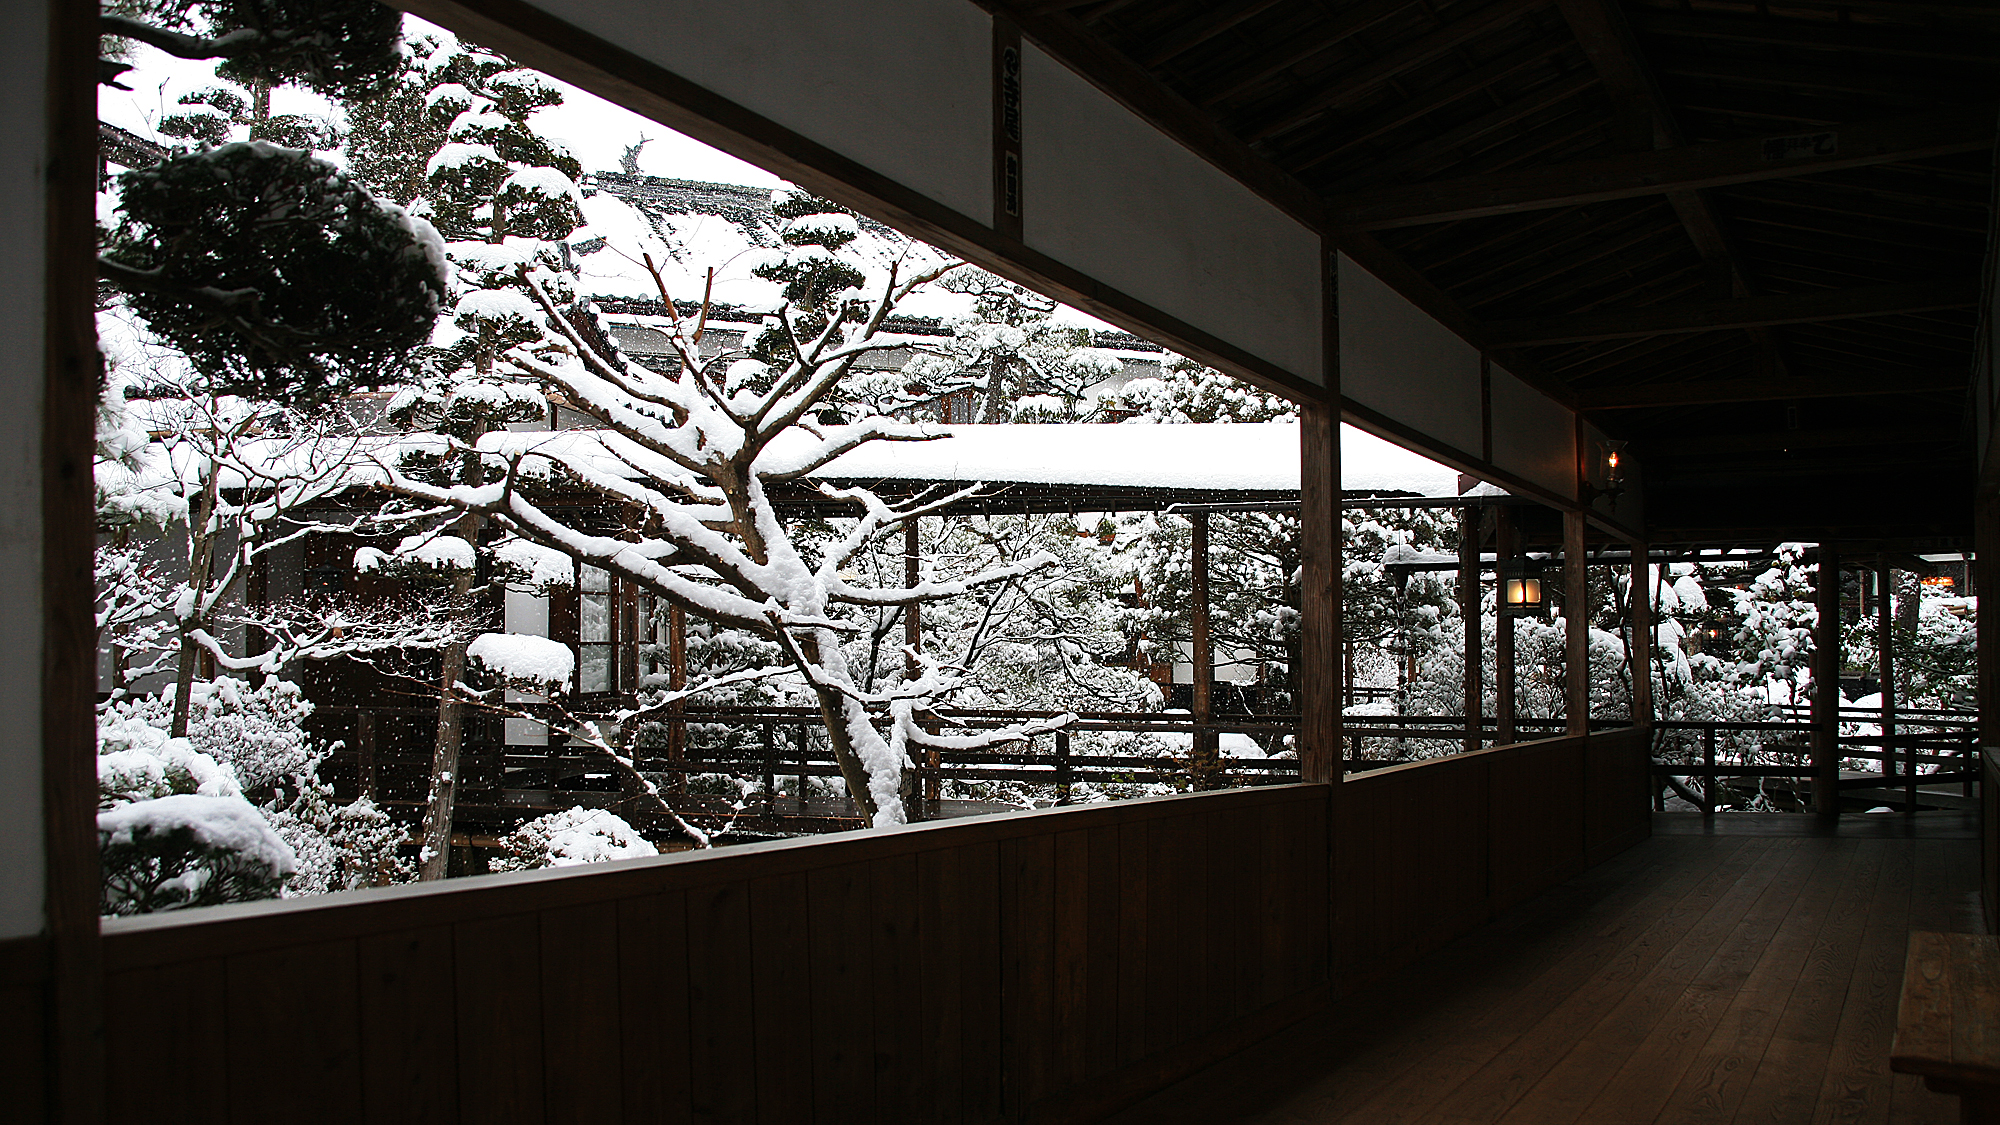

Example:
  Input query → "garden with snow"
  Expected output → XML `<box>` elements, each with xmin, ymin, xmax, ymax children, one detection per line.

<box><xmin>91</xmin><ymin>9</ymin><xmax>1976</xmax><ymax>918</ymax></box>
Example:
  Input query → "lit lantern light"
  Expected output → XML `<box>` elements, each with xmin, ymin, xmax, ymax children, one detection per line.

<box><xmin>1920</xmin><ymin>575</ymin><xmax>1956</xmax><ymax>589</ymax></box>
<box><xmin>1581</xmin><ymin>440</ymin><xmax>1629</xmax><ymax>505</ymax></box>
<box><xmin>1500</xmin><ymin>559</ymin><xmax>1547</xmax><ymax>618</ymax></box>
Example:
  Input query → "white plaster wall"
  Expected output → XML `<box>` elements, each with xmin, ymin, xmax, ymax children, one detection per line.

<box><xmin>1022</xmin><ymin>46</ymin><xmax>1324</xmax><ymax>387</ymax></box>
<box><xmin>1337</xmin><ymin>254</ymin><xmax>1482</xmax><ymax>457</ymax></box>
<box><xmin>547</xmin><ymin>0</ymin><xmax>992</xmax><ymax>223</ymax></box>
<box><xmin>1491</xmin><ymin>365</ymin><xmax>1577</xmax><ymax>501</ymax></box>
<box><xmin>0</xmin><ymin>0</ymin><xmax>47</xmax><ymax>938</ymax></box>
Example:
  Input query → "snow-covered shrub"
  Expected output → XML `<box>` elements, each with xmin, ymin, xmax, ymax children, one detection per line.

<box><xmin>99</xmin><ymin>794</ymin><xmax>296</xmax><ymax>916</ymax></box>
<box><xmin>99</xmin><ymin>677</ymin><xmax>413</xmax><ymax>905</ymax></box>
<box><xmin>490</xmin><ymin>807</ymin><xmax>657</xmax><ymax>871</ymax></box>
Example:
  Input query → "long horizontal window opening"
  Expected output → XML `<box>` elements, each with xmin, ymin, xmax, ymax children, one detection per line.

<box><xmin>95</xmin><ymin>10</ymin><xmax>1360</xmax><ymax>914</ymax></box>
<box><xmin>93</xmin><ymin>8</ymin><xmax>1760</xmax><ymax>920</ymax></box>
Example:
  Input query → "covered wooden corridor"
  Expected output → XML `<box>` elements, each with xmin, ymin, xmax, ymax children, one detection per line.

<box><xmin>1104</xmin><ymin>814</ymin><xmax>1981</xmax><ymax>1125</ymax></box>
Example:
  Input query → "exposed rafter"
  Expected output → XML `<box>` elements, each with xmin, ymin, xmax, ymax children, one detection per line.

<box><xmin>1635</xmin><ymin>9</ymin><xmax>2000</xmax><ymax>62</ymax></box>
<box><xmin>1245</xmin><ymin>0</ymin><xmax>1553</xmax><ymax>143</ymax></box>
<box><xmin>1486</xmin><ymin>281</ymin><xmax>1977</xmax><ymax>346</ymax></box>
<box><xmin>1326</xmin><ymin>107</ymin><xmax>1996</xmax><ymax>230</ymax></box>
<box><xmin>1576</xmin><ymin>370</ymin><xmax>1968</xmax><ymax>409</ymax></box>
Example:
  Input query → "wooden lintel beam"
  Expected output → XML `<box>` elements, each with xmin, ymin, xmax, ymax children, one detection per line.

<box><xmin>1577</xmin><ymin>370</ymin><xmax>1968</xmax><ymax>409</ymax></box>
<box><xmin>1645</xmin><ymin>425</ymin><xmax>1941</xmax><ymax>457</ymax></box>
<box><xmin>1487</xmin><ymin>281</ymin><xmax>1976</xmax><ymax>347</ymax></box>
<box><xmin>1636</xmin><ymin>11</ymin><xmax>2000</xmax><ymax>64</ymax></box>
<box><xmin>1327</xmin><ymin>108</ymin><xmax>1996</xmax><ymax>230</ymax></box>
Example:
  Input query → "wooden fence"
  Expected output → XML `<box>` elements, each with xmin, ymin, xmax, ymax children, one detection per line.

<box><xmin>96</xmin><ymin>728</ymin><xmax>1650</xmax><ymax>1124</ymax></box>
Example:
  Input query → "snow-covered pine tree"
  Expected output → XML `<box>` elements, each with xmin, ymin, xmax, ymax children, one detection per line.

<box><xmin>97</xmin><ymin>2</ymin><xmax>444</xmax><ymax>406</ymax></box>
<box><xmin>366</xmin><ymin>41</ymin><xmax>590</xmax><ymax>879</ymax></box>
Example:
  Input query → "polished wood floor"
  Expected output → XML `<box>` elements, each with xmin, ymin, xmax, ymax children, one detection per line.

<box><xmin>1102</xmin><ymin>814</ymin><xmax>1982</xmax><ymax>1124</ymax></box>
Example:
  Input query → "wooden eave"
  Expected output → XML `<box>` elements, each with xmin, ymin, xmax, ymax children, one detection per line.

<box><xmin>1002</xmin><ymin>0</ymin><xmax>1998</xmax><ymax>546</ymax></box>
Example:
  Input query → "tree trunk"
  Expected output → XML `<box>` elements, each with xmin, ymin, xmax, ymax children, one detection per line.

<box><xmin>417</xmin><ymin>509</ymin><xmax>480</xmax><ymax>882</ymax></box>
<box><xmin>170</xmin><ymin>466</ymin><xmax>223</xmax><ymax>738</ymax></box>
<box><xmin>812</xmin><ymin>684</ymin><xmax>880</xmax><ymax>824</ymax></box>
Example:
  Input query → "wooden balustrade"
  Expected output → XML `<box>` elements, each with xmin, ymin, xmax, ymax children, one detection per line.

<box><xmin>95</xmin><ymin>727</ymin><xmax>1651</xmax><ymax>1123</ymax></box>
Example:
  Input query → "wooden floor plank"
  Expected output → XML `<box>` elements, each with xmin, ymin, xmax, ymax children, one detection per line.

<box><xmin>1097</xmin><ymin>836</ymin><xmax>1744</xmax><ymax>1124</ymax></box>
<box><xmin>1095</xmin><ymin>818</ymin><xmax>1977</xmax><ymax>1125</ymax></box>
<box><xmin>1808</xmin><ymin>837</ymin><xmax>1914</xmax><ymax>1125</ymax></box>
<box><xmin>1384</xmin><ymin>838</ymin><xmax>1778</xmax><ymax>1125</ymax></box>
<box><xmin>1542</xmin><ymin>839</ymin><xmax>1823</xmax><ymax>1125</ymax></box>
<box><xmin>1650</xmin><ymin>837</ymin><xmax>1871</xmax><ymax>1125</ymax></box>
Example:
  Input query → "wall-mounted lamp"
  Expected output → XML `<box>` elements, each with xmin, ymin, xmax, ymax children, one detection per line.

<box><xmin>1499</xmin><ymin>558</ymin><xmax>1547</xmax><ymax>618</ymax></box>
<box><xmin>1580</xmin><ymin>440</ymin><xmax>1629</xmax><ymax>505</ymax></box>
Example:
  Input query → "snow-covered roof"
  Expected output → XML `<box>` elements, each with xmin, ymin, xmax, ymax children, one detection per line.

<box><xmin>811</xmin><ymin>422</ymin><xmax>1468</xmax><ymax>499</ymax></box>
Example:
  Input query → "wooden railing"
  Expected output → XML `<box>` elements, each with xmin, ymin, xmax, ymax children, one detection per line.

<box><xmin>96</xmin><ymin>727</ymin><xmax>1652</xmax><ymax>1123</ymax></box>
<box><xmin>1648</xmin><ymin>714</ymin><xmax>1979</xmax><ymax>813</ymax></box>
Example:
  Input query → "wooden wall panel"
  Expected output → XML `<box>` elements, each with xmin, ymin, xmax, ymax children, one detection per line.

<box><xmin>808</xmin><ymin>862</ymin><xmax>877</xmax><ymax>1119</ymax></box>
<box><xmin>226</xmin><ymin>940</ymin><xmax>361</xmax><ymax>1124</ymax></box>
<box><xmin>103</xmin><ymin>958</ymin><xmax>227</xmax><ymax>1125</ymax></box>
<box><xmin>454</xmin><ymin>914</ymin><xmax>545</xmax><ymax>1121</ymax></box>
<box><xmin>1329</xmin><ymin>731</ymin><xmax>1647</xmax><ymax>998</ymax></box>
<box><xmin>539</xmin><ymin>902</ymin><xmax>622</xmax><ymax>1125</ymax></box>
<box><xmin>96</xmin><ymin>768</ymin><xmax>1635</xmax><ymax>1125</ymax></box>
<box><xmin>683</xmin><ymin>882</ymin><xmax>756</xmax><ymax>1124</ymax></box>
<box><xmin>747</xmin><ymin>872</ymin><xmax>813</xmax><ymax>1124</ymax></box>
<box><xmin>616</xmin><ymin>892</ymin><xmax>691</xmax><ymax>1125</ymax></box>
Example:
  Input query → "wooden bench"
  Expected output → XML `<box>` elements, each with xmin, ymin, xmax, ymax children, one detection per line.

<box><xmin>1893</xmin><ymin>931</ymin><xmax>2000</xmax><ymax>1123</ymax></box>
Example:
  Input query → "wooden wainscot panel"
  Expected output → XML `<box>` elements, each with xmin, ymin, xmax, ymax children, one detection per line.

<box><xmin>357</xmin><ymin>925</ymin><xmax>458</xmax><ymax>1123</ymax></box>
<box><xmin>226</xmin><ymin>938</ymin><xmax>363</xmax><ymax>1125</ymax></box>
<box><xmin>616</xmin><ymin>892</ymin><xmax>691</xmax><ymax>1125</ymax></box>
<box><xmin>104</xmin><ymin>955</ymin><xmax>229</xmax><ymax>1125</ymax></box>
<box><xmin>1487</xmin><ymin>737</ymin><xmax>1588</xmax><ymax>909</ymax></box>
<box><xmin>96</xmin><ymin>786</ymin><xmax>1335</xmax><ymax>1125</ymax></box>
<box><xmin>0</xmin><ymin>938</ymin><xmax>49</xmax><ymax>1125</ymax></box>
<box><xmin>1585</xmin><ymin>728</ymin><xmax>1653</xmax><ymax>864</ymax></box>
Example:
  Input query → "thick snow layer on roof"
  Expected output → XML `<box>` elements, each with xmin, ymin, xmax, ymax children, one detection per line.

<box><xmin>809</xmin><ymin>423</ymin><xmax>1465</xmax><ymax>497</ymax></box>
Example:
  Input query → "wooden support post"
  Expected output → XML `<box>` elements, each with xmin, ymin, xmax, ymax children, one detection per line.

<box><xmin>1982</xmin><ymin>495</ymin><xmax>2000</xmax><ymax>749</ymax></box>
<box><xmin>762</xmin><ymin>722</ymin><xmax>775</xmax><ymax>817</ymax></box>
<box><xmin>795</xmin><ymin>724</ymin><xmax>809</xmax><ymax>815</ymax></box>
<box><xmin>1459</xmin><ymin>505</ymin><xmax>1482</xmax><ymax>754</ymax></box>
<box><xmin>1189</xmin><ymin>509</ymin><xmax>1219</xmax><ymax>787</ymax></box>
<box><xmin>1055</xmin><ymin>730</ymin><xmax>1072</xmax><ymax>805</ymax></box>
<box><xmin>1298</xmin><ymin>397</ymin><xmax>1342</xmax><ymax>782</ymax></box>
<box><xmin>1813</xmin><ymin>542</ymin><xmax>1844</xmax><ymax>818</ymax></box>
<box><xmin>1630</xmin><ymin>544</ymin><xmax>1654</xmax><ymax>728</ymax></box>
<box><xmin>1879</xmin><ymin>554</ymin><xmax>1900</xmax><ymax>790</ymax></box>
<box><xmin>1703</xmin><ymin>725</ymin><xmax>1717</xmax><ymax>816</ymax></box>
<box><xmin>1564</xmin><ymin>510</ymin><xmax>1589</xmax><ymax>737</ymax></box>
<box><xmin>356</xmin><ymin>708</ymin><xmax>377</xmax><ymax>801</ymax></box>
<box><xmin>1495</xmin><ymin>505</ymin><xmax>1517</xmax><ymax>745</ymax></box>
<box><xmin>667</xmin><ymin>603</ymin><xmax>688</xmax><ymax>798</ymax></box>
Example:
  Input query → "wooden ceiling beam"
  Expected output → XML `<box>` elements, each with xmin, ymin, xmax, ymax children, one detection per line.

<box><xmin>1245</xmin><ymin>0</ymin><xmax>1554</xmax><ymax>143</ymax></box>
<box><xmin>1643</xmin><ymin>425</ymin><xmax>1943</xmax><ymax>457</ymax></box>
<box><xmin>1316</xmin><ymin>70</ymin><xmax>1598</xmax><ymax>187</ymax></box>
<box><xmin>1486</xmin><ymin>281</ymin><xmax>1978</xmax><ymax>346</ymax></box>
<box><xmin>1297</xmin><ymin>38</ymin><xmax>1575</xmax><ymax>169</ymax></box>
<box><xmin>1634</xmin><ymin>11</ymin><xmax>2000</xmax><ymax>64</ymax></box>
<box><xmin>1199</xmin><ymin>0</ymin><xmax>1414</xmax><ymax>107</ymax></box>
<box><xmin>1327</xmin><ymin>107</ymin><xmax>1996</xmax><ymax>230</ymax></box>
<box><xmin>1576</xmin><ymin>370</ymin><xmax>1967</xmax><ymax>409</ymax></box>
<box><xmin>1137</xmin><ymin>0</ymin><xmax>1287</xmax><ymax>68</ymax></box>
